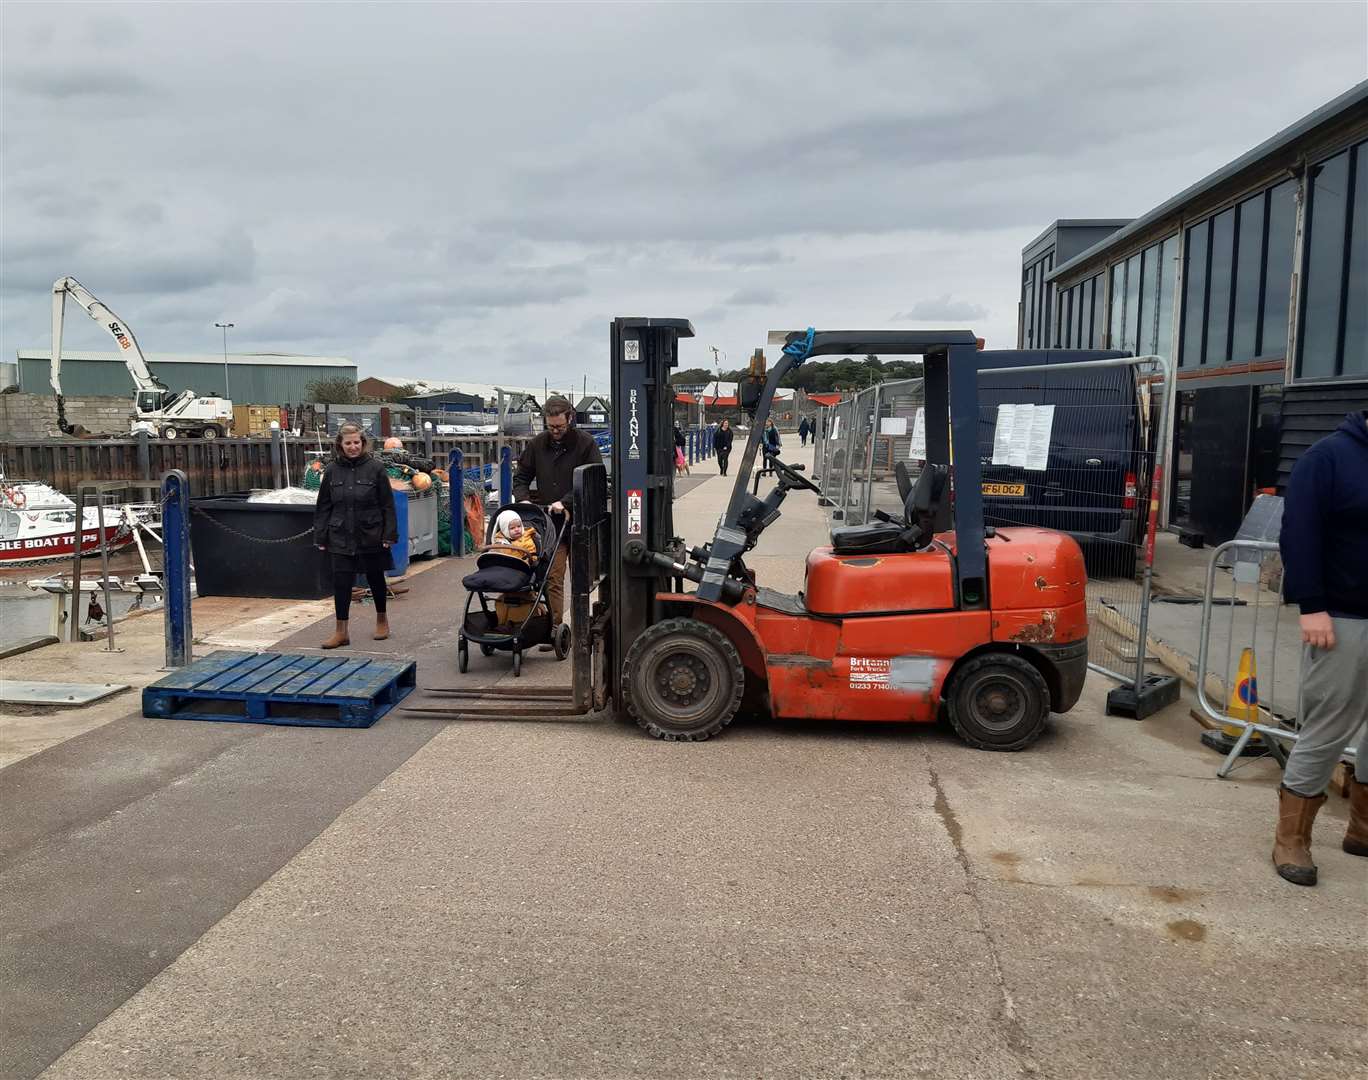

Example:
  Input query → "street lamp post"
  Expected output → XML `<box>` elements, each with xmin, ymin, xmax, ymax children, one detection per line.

<box><xmin>214</xmin><ymin>322</ymin><xmax>234</xmax><ymax>399</ymax></box>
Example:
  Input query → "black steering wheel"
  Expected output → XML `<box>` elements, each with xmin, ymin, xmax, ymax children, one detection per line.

<box><xmin>769</xmin><ymin>454</ymin><xmax>821</xmax><ymax>494</ymax></box>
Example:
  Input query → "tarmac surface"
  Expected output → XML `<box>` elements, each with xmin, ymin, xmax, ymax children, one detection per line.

<box><xmin>2</xmin><ymin>444</ymin><xmax>1365</xmax><ymax>1080</ymax></box>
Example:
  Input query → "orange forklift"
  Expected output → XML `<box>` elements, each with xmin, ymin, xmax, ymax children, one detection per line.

<box><xmin>434</xmin><ymin>321</ymin><xmax>1097</xmax><ymax>751</ymax></box>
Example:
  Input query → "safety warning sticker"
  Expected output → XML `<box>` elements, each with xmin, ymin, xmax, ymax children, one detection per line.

<box><xmin>849</xmin><ymin>657</ymin><xmax>891</xmax><ymax>691</ymax></box>
<box><xmin>627</xmin><ymin>489</ymin><xmax>643</xmax><ymax>536</ymax></box>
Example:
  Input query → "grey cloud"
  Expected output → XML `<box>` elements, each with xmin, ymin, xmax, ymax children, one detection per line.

<box><xmin>724</xmin><ymin>287</ymin><xmax>780</xmax><ymax>307</ymax></box>
<box><xmin>892</xmin><ymin>296</ymin><xmax>990</xmax><ymax>321</ymax></box>
<box><xmin>6</xmin><ymin>68</ymin><xmax>152</xmax><ymax>99</ymax></box>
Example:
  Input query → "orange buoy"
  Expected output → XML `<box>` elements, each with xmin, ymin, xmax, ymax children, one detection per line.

<box><xmin>411</xmin><ymin>471</ymin><xmax>432</xmax><ymax>492</ymax></box>
<box><xmin>383</xmin><ymin>437</ymin><xmax>403</xmax><ymax>450</ymax></box>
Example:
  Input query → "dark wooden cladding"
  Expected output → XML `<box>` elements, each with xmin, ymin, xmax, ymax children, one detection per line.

<box><xmin>0</xmin><ymin>435</ymin><xmax>531</xmax><ymax>497</ymax></box>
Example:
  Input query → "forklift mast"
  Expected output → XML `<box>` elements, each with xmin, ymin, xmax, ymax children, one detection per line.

<box><xmin>607</xmin><ymin>318</ymin><xmax>694</xmax><ymax>652</ymax></box>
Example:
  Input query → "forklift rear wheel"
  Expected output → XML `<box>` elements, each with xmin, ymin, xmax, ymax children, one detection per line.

<box><xmin>458</xmin><ymin>638</ymin><xmax>469</xmax><ymax>673</ymax></box>
<box><xmin>945</xmin><ymin>653</ymin><xmax>1049</xmax><ymax>751</ymax></box>
<box><xmin>202</xmin><ymin>425</ymin><xmax>221</xmax><ymax>440</ymax></box>
<box><xmin>553</xmin><ymin>623</ymin><xmax>571</xmax><ymax>661</ymax></box>
<box><xmin>621</xmin><ymin>618</ymin><xmax>744</xmax><ymax>741</ymax></box>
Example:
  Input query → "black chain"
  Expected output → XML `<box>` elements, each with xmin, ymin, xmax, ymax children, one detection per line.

<box><xmin>189</xmin><ymin>505</ymin><xmax>316</xmax><ymax>545</ymax></box>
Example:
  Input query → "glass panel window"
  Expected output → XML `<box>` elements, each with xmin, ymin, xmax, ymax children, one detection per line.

<box><xmin>1138</xmin><ymin>243</ymin><xmax>1159</xmax><ymax>355</ymax></box>
<box><xmin>1300</xmin><ymin>149</ymin><xmax>1350</xmax><ymax>378</ymax></box>
<box><xmin>1089</xmin><ymin>274</ymin><xmax>1105</xmax><ymax>349</ymax></box>
<box><xmin>1075</xmin><ymin>281</ymin><xmax>1086</xmax><ymax>347</ymax></box>
<box><xmin>1181</xmin><ymin>221</ymin><xmax>1208</xmax><ymax>366</ymax></box>
<box><xmin>1155</xmin><ymin>235</ymin><xmax>1177</xmax><ymax>361</ymax></box>
<box><xmin>1231</xmin><ymin>193</ymin><xmax>1266</xmax><ymax>363</ymax></box>
<box><xmin>1122</xmin><ymin>253</ymin><xmax>1142</xmax><ymax>353</ymax></box>
<box><xmin>1261</xmin><ymin>179</ymin><xmax>1296</xmax><ymax>360</ymax></box>
<box><xmin>1109</xmin><ymin>263</ymin><xmax>1125</xmax><ymax>349</ymax></box>
<box><xmin>1205</xmin><ymin>207</ymin><xmax>1235</xmax><ymax>365</ymax></box>
<box><xmin>1340</xmin><ymin>141</ymin><xmax>1367</xmax><ymax>375</ymax></box>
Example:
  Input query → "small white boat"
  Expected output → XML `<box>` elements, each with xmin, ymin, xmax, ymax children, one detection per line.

<box><xmin>0</xmin><ymin>478</ymin><xmax>137</xmax><ymax>566</ymax></box>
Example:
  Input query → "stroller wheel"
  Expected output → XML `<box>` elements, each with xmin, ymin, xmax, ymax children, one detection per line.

<box><xmin>512</xmin><ymin>647</ymin><xmax>522</xmax><ymax>678</ymax></box>
<box><xmin>553</xmin><ymin>622</ymin><xmax>571</xmax><ymax>661</ymax></box>
<box><xmin>480</xmin><ymin>642</ymin><xmax>496</xmax><ymax>657</ymax></box>
<box><xmin>458</xmin><ymin>637</ymin><xmax>469</xmax><ymax>674</ymax></box>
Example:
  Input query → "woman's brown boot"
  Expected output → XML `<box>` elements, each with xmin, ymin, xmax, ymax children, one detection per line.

<box><xmin>1344</xmin><ymin>777</ymin><xmax>1368</xmax><ymax>856</ymax></box>
<box><xmin>1273</xmin><ymin>785</ymin><xmax>1326</xmax><ymax>886</ymax></box>
<box><xmin>373</xmin><ymin>613</ymin><xmax>390</xmax><ymax>641</ymax></box>
<box><xmin>321</xmin><ymin>620</ymin><xmax>350</xmax><ymax>649</ymax></box>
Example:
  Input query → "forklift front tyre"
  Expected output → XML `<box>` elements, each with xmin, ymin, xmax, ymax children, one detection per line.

<box><xmin>621</xmin><ymin>618</ymin><xmax>744</xmax><ymax>741</ymax></box>
<box><xmin>945</xmin><ymin>652</ymin><xmax>1050</xmax><ymax>752</ymax></box>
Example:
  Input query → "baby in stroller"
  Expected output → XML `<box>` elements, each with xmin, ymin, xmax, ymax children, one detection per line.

<box><xmin>458</xmin><ymin>503</ymin><xmax>570</xmax><ymax>675</ymax></box>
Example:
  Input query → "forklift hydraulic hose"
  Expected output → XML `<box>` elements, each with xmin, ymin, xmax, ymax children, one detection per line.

<box><xmin>627</xmin><ymin>543</ymin><xmax>746</xmax><ymax>604</ymax></box>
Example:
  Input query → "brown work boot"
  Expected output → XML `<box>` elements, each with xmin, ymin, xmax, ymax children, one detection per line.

<box><xmin>1344</xmin><ymin>777</ymin><xmax>1368</xmax><ymax>857</ymax></box>
<box><xmin>320</xmin><ymin>620</ymin><xmax>350</xmax><ymax>649</ymax></box>
<box><xmin>1273</xmin><ymin>785</ymin><xmax>1326</xmax><ymax>886</ymax></box>
<box><xmin>373</xmin><ymin>613</ymin><xmax>390</xmax><ymax>641</ymax></box>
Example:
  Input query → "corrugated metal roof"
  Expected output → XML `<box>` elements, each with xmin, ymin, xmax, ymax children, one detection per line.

<box><xmin>19</xmin><ymin>349</ymin><xmax>355</xmax><ymax>368</ymax></box>
<box><xmin>1046</xmin><ymin>80</ymin><xmax>1368</xmax><ymax>284</ymax></box>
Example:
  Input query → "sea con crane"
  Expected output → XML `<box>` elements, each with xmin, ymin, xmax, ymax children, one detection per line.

<box><xmin>51</xmin><ymin>276</ymin><xmax>233</xmax><ymax>439</ymax></box>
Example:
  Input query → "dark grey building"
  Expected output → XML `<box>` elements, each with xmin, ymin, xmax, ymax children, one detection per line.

<box><xmin>400</xmin><ymin>390</ymin><xmax>484</xmax><ymax>413</ymax></box>
<box><xmin>1019</xmin><ymin>81</ymin><xmax>1368</xmax><ymax>543</ymax></box>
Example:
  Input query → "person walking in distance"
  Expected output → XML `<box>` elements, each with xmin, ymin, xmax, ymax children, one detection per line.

<box><xmin>512</xmin><ymin>396</ymin><xmax>603</xmax><ymax>637</ymax></box>
<box><xmin>715</xmin><ymin>418</ymin><xmax>734</xmax><ymax>477</ymax></box>
<box><xmin>314</xmin><ymin>422</ymin><xmax>398</xmax><ymax>648</ymax></box>
<box><xmin>763</xmin><ymin>417</ymin><xmax>782</xmax><ymax>456</ymax></box>
<box><xmin>798</xmin><ymin>416</ymin><xmax>811</xmax><ymax>447</ymax></box>
<box><xmin>1273</xmin><ymin>409</ymin><xmax>1368</xmax><ymax>886</ymax></box>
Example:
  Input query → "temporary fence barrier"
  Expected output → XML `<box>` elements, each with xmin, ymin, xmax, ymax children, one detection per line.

<box><xmin>1194</xmin><ymin>539</ymin><xmax>1360</xmax><ymax>778</ymax></box>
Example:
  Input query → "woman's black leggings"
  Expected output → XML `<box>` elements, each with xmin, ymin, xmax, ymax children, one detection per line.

<box><xmin>717</xmin><ymin>450</ymin><xmax>730</xmax><ymax>476</ymax></box>
<box><xmin>332</xmin><ymin>551</ymin><xmax>389</xmax><ymax>621</ymax></box>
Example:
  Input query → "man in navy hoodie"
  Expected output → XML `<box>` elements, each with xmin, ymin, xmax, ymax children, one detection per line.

<box><xmin>1274</xmin><ymin>410</ymin><xmax>1368</xmax><ymax>886</ymax></box>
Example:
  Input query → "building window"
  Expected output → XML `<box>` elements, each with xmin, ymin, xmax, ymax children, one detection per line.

<box><xmin>1137</xmin><ymin>244</ymin><xmax>1158</xmax><ymax>355</ymax></box>
<box><xmin>1155</xmin><ymin>235</ymin><xmax>1177</xmax><ymax>360</ymax></box>
<box><xmin>1023</xmin><ymin>267</ymin><xmax>1036</xmax><ymax>348</ymax></box>
<box><xmin>1089</xmin><ymin>273</ymin><xmax>1105</xmax><ymax>348</ymax></box>
<box><xmin>1261</xmin><ymin>179</ymin><xmax>1297</xmax><ymax>361</ymax></box>
<box><xmin>1109</xmin><ymin>263</ymin><xmax>1125</xmax><ymax>349</ymax></box>
<box><xmin>1180</xmin><ymin>219</ymin><xmax>1209</xmax><ymax>366</ymax></box>
<box><xmin>1299</xmin><ymin>139</ymin><xmax>1367</xmax><ymax>379</ymax></box>
<box><xmin>1205</xmin><ymin>207</ymin><xmax>1236</xmax><ymax>365</ymax></box>
<box><xmin>1300</xmin><ymin>148</ymin><xmax>1349</xmax><ymax>378</ymax></box>
<box><xmin>1074</xmin><ymin>280</ymin><xmax>1087</xmax><ymax>348</ymax></box>
<box><xmin>1230</xmin><ymin>191</ymin><xmax>1266</xmax><ymax>363</ymax></box>
<box><xmin>1345</xmin><ymin>143</ymin><xmax>1368</xmax><ymax>375</ymax></box>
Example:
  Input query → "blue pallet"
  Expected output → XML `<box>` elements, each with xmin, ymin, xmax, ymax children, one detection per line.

<box><xmin>143</xmin><ymin>651</ymin><xmax>417</xmax><ymax>728</ymax></box>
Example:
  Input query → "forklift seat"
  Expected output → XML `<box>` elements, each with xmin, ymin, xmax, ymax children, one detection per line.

<box><xmin>829</xmin><ymin>465</ymin><xmax>947</xmax><ymax>555</ymax></box>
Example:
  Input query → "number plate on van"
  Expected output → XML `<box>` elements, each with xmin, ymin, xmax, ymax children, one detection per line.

<box><xmin>983</xmin><ymin>482</ymin><xmax>1026</xmax><ymax>496</ymax></box>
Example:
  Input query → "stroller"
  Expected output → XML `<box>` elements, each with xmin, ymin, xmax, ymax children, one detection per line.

<box><xmin>458</xmin><ymin>502</ymin><xmax>569</xmax><ymax>677</ymax></box>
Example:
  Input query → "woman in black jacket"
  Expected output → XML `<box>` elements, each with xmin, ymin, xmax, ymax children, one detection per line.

<box><xmin>314</xmin><ymin>422</ymin><xmax>398</xmax><ymax>648</ymax></box>
<box><xmin>714</xmin><ymin>418</ymin><xmax>734</xmax><ymax>476</ymax></box>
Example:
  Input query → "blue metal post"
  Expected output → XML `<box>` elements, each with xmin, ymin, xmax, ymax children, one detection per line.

<box><xmin>448</xmin><ymin>448</ymin><xmax>465</xmax><ymax>556</ymax></box>
<box><xmin>499</xmin><ymin>445</ymin><xmax>513</xmax><ymax>506</ymax></box>
<box><xmin>161</xmin><ymin>469</ymin><xmax>193</xmax><ymax>668</ymax></box>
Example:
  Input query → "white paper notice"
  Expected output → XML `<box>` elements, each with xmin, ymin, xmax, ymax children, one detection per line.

<box><xmin>909</xmin><ymin>408</ymin><xmax>926</xmax><ymax>459</ymax></box>
<box><xmin>880</xmin><ymin>416</ymin><xmax>907</xmax><ymax>436</ymax></box>
<box><xmin>1024</xmin><ymin>403</ymin><xmax>1055</xmax><ymax>471</ymax></box>
<box><xmin>991</xmin><ymin>404</ymin><xmax>1019</xmax><ymax>465</ymax></box>
<box><xmin>829</xmin><ymin>416</ymin><xmax>841</xmax><ymax>441</ymax></box>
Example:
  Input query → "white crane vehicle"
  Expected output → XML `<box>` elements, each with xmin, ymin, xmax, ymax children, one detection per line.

<box><xmin>51</xmin><ymin>276</ymin><xmax>233</xmax><ymax>439</ymax></box>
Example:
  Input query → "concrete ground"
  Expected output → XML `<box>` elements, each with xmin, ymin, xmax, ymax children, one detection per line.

<box><xmin>2</xmin><ymin>445</ymin><xmax>1365</xmax><ymax>1080</ymax></box>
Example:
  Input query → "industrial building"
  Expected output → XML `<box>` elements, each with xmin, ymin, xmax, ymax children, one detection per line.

<box><xmin>15</xmin><ymin>350</ymin><xmax>357</xmax><ymax>405</ymax></box>
<box><xmin>1019</xmin><ymin>81</ymin><xmax>1368</xmax><ymax>543</ymax></box>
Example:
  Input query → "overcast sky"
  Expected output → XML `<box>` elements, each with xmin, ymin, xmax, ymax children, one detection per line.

<box><xmin>3</xmin><ymin>2</ymin><xmax>1365</xmax><ymax>397</ymax></box>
